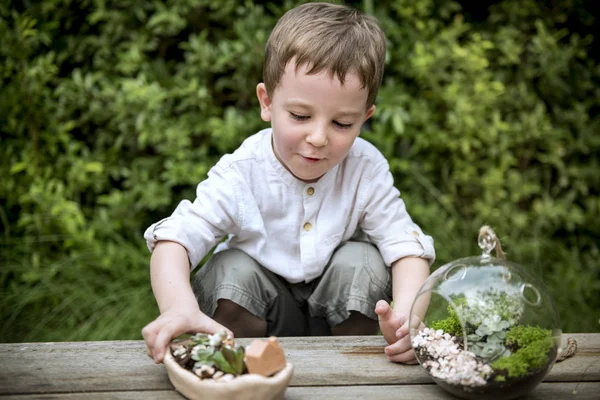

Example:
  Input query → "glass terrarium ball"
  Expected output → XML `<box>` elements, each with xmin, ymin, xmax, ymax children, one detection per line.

<box><xmin>409</xmin><ymin>227</ymin><xmax>561</xmax><ymax>400</ymax></box>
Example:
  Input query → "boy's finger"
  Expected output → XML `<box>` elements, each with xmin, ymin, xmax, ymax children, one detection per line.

<box><xmin>384</xmin><ymin>337</ymin><xmax>418</xmax><ymax>363</ymax></box>
<box><xmin>154</xmin><ymin>320</ymin><xmax>184</xmax><ymax>363</ymax></box>
<box><xmin>387</xmin><ymin>348</ymin><xmax>419</xmax><ymax>364</ymax></box>
<box><xmin>396</xmin><ymin>318</ymin><xmax>410</xmax><ymax>338</ymax></box>
<box><xmin>198</xmin><ymin>318</ymin><xmax>233</xmax><ymax>338</ymax></box>
<box><xmin>374</xmin><ymin>300</ymin><xmax>393</xmax><ymax>320</ymax></box>
<box><xmin>384</xmin><ymin>334</ymin><xmax>412</xmax><ymax>356</ymax></box>
<box><xmin>146</xmin><ymin>345</ymin><xmax>153</xmax><ymax>360</ymax></box>
<box><xmin>141</xmin><ymin>319</ymin><xmax>163</xmax><ymax>352</ymax></box>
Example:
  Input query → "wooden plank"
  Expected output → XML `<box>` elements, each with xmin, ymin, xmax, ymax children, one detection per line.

<box><xmin>285</xmin><ymin>383</ymin><xmax>600</xmax><ymax>400</ymax></box>
<box><xmin>279</xmin><ymin>335</ymin><xmax>429</xmax><ymax>386</ymax></box>
<box><xmin>549</xmin><ymin>334</ymin><xmax>600</xmax><ymax>382</ymax></box>
<box><xmin>0</xmin><ymin>341</ymin><xmax>171</xmax><ymax>394</ymax></box>
<box><xmin>0</xmin><ymin>383</ymin><xmax>598</xmax><ymax>400</ymax></box>
<box><xmin>0</xmin><ymin>391</ymin><xmax>183</xmax><ymax>400</ymax></box>
<box><xmin>0</xmin><ymin>334</ymin><xmax>598</xmax><ymax>395</ymax></box>
<box><xmin>282</xmin><ymin>334</ymin><xmax>600</xmax><ymax>385</ymax></box>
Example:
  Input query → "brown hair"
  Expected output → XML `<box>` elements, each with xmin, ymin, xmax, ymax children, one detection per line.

<box><xmin>263</xmin><ymin>2</ymin><xmax>386</xmax><ymax>107</ymax></box>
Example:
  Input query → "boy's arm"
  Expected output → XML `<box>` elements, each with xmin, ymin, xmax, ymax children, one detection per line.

<box><xmin>375</xmin><ymin>256</ymin><xmax>429</xmax><ymax>363</ymax></box>
<box><xmin>141</xmin><ymin>241</ymin><xmax>230</xmax><ymax>363</ymax></box>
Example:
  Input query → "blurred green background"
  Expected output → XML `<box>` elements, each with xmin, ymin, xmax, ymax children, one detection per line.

<box><xmin>1</xmin><ymin>0</ymin><xmax>598</xmax><ymax>342</ymax></box>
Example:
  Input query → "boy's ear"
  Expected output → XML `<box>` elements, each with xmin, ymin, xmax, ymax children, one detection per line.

<box><xmin>364</xmin><ymin>105</ymin><xmax>376</xmax><ymax>122</ymax></box>
<box><xmin>256</xmin><ymin>83</ymin><xmax>272</xmax><ymax>122</ymax></box>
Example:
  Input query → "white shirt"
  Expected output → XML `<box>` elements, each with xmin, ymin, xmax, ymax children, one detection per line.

<box><xmin>144</xmin><ymin>128</ymin><xmax>435</xmax><ymax>283</ymax></box>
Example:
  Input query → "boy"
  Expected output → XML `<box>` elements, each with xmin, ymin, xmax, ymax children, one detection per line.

<box><xmin>142</xmin><ymin>2</ymin><xmax>435</xmax><ymax>365</ymax></box>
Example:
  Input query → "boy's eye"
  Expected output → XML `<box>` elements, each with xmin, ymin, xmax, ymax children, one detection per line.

<box><xmin>333</xmin><ymin>121</ymin><xmax>353</xmax><ymax>129</ymax></box>
<box><xmin>289</xmin><ymin>112</ymin><xmax>309</xmax><ymax>121</ymax></box>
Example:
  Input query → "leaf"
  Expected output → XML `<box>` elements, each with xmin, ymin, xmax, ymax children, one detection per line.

<box><xmin>193</xmin><ymin>360</ymin><xmax>214</xmax><ymax>370</ymax></box>
<box><xmin>191</xmin><ymin>347</ymin><xmax>213</xmax><ymax>363</ymax></box>
<box><xmin>190</xmin><ymin>334</ymin><xmax>211</xmax><ymax>346</ymax></box>
<box><xmin>10</xmin><ymin>162</ymin><xmax>27</xmax><ymax>174</ymax></box>
<box><xmin>210</xmin><ymin>351</ymin><xmax>235</xmax><ymax>375</ymax></box>
<box><xmin>221</xmin><ymin>346</ymin><xmax>246</xmax><ymax>376</ymax></box>
<box><xmin>392</xmin><ymin>113</ymin><xmax>404</xmax><ymax>135</ymax></box>
<box><xmin>84</xmin><ymin>162</ymin><xmax>103</xmax><ymax>174</ymax></box>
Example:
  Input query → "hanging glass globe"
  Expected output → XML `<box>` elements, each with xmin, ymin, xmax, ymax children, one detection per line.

<box><xmin>409</xmin><ymin>226</ymin><xmax>562</xmax><ymax>400</ymax></box>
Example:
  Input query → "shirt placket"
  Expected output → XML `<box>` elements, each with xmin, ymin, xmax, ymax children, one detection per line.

<box><xmin>300</xmin><ymin>184</ymin><xmax>318</xmax><ymax>278</ymax></box>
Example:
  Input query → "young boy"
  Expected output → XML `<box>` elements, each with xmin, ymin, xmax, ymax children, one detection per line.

<box><xmin>142</xmin><ymin>2</ymin><xmax>435</xmax><ymax>365</ymax></box>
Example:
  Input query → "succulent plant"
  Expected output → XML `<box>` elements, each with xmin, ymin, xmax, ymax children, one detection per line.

<box><xmin>190</xmin><ymin>331</ymin><xmax>246</xmax><ymax>377</ymax></box>
<box><xmin>464</xmin><ymin>311</ymin><xmax>512</xmax><ymax>360</ymax></box>
<box><xmin>453</xmin><ymin>290</ymin><xmax>523</xmax><ymax>328</ymax></box>
<box><xmin>170</xmin><ymin>331</ymin><xmax>247</xmax><ymax>380</ymax></box>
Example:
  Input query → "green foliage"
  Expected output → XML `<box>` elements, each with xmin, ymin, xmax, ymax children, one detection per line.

<box><xmin>1</xmin><ymin>0</ymin><xmax>598</xmax><ymax>342</ymax></box>
<box><xmin>505</xmin><ymin>325</ymin><xmax>553</xmax><ymax>348</ymax></box>
<box><xmin>492</xmin><ymin>325</ymin><xmax>554</xmax><ymax>378</ymax></box>
<box><xmin>190</xmin><ymin>332</ymin><xmax>246</xmax><ymax>376</ymax></box>
<box><xmin>468</xmin><ymin>315</ymin><xmax>511</xmax><ymax>360</ymax></box>
<box><xmin>367</xmin><ymin>0</ymin><xmax>599</xmax><ymax>333</ymax></box>
<box><xmin>452</xmin><ymin>289</ymin><xmax>523</xmax><ymax>328</ymax></box>
<box><xmin>430</xmin><ymin>305</ymin><xmax>463</xmax><ymax>336</ymax></box>
<box><xmin>492</xmin><ymin>355</ymin><xmax>529</xmax><ymax>379</ymax></box>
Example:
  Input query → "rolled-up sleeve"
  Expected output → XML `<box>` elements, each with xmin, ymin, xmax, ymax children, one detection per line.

<box><xmin>143</xmin><ymin>167</ymin><xmax>241</xmax><ymax>269</ymax></box>
<box><xmin>359</xmin><ymin>162</ymin><xmax>435</xmax><ymax>266</ymax></box>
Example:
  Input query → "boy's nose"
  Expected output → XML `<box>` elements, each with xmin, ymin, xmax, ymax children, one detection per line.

<box><xmin>306</xmin><ymin>126</ymin><xmax>329</xmax><ymax>147</ymax></box>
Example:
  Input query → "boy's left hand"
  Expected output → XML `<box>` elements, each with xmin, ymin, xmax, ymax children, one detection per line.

<box><xmin>375</xmin><ymin>300</ymin><xmax>418</xmax><ymax>364</ymax></box>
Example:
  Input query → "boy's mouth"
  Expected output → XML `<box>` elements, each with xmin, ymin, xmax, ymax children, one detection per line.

<box><xmin>301</xmin><ymin>155</ymin><xmax>322</xmax><ymax>164</ymax></box>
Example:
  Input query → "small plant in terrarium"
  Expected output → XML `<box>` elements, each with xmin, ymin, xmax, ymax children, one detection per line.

<box><xmin>169</xmin><ymin>331</ymin><xmax>288</xmax><ymax>382</ymax></box>
<box><xmin>170</xmin><ymin>331</ymin><xmax>246</xmax><ymax>381</ymax></box>
<box><xmin>164</xmin><ymin>332</ymin><xmax>293</xmax><ymax>400</ymax></box>
<box><xmin>409</xmin><ymin>226</ymin><xmax>563</xmax><ymax>400</ymax></box>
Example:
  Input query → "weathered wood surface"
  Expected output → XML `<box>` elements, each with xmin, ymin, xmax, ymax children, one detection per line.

<box><xmin>0</xmin><ymin>334</ymin><xmax>598</xmax><ymax>399</ymax></box>
<box><xmin>0</xmin><ymin>383</ymin><xmax>598</xmax><ymax>400</ymax></box>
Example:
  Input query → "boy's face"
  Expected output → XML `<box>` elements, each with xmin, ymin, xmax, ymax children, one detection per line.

<box><xmin>257</xmin><ymin>61</ymin><xmax>375</xmax><ymax>183</ymax></box>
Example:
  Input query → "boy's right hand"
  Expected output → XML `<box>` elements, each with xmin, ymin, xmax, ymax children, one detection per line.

<box><xmin>142</xmin><ymin>306</ymin><xmax>231</xmax><ymax>364</ymax></box>
<box><xmin>375</xmin><ymin>300</ymin><xmax>418</xmax><ymax>364</ymax></box>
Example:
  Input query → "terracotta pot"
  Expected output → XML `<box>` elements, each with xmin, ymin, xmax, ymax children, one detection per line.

<box><xmin>163</xmin><ymin>341</ymin><xmax>294</xmax><ymax>400</ymax></box>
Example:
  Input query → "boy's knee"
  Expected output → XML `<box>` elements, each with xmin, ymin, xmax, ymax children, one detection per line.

<box><xmin>194</xmin><ymin>248</ymin><xmax>264</xmax><ymax>288</ymax></box>
<box><xmin>309</xmin><ymin>241</ymin><xmax>391</xmax><ymax>326</ymax></box>
<box><xmin>329</xmin><ymin>241</ymin><xmax>389</xmax><ymax>290</ymax></box>
<box><xmin>193</xmin><ymin>249</ymin><xmax>277</xmax><ymax>321</ymax></box>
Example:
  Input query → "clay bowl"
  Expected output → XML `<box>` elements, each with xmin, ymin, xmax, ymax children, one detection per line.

<box><xmin>163</xmin><ymin>340</ymin><xmax>294</xmax><ymax>400</ymax></box>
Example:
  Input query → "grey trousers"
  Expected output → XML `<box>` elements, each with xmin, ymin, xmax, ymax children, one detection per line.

<box><xmin>191</xmin><ymin>241</ymin><xmax>392</xmax><ymax>336</ymax></box>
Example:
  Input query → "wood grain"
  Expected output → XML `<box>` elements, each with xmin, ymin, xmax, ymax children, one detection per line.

<box><xmin>0</xmin><ymin>383</ymin><xmax>598</xmax><ymax>400</ymax></box>
<box><xmin>0</xmin><ymin>334</ymin><xmax>597</xmax><ymax>396</ymax></box>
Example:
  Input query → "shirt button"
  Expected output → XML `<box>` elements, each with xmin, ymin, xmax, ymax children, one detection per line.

<box><xmin>307</xmin><ymin>187</ymin><xmax>315</xmax><ymax>196</ymax></box>
<box><xmin>303</xmin><ymin>222</ymin><xmax>312</xmax><ymax>231</ymax></box>
<box><xmin>411</xmin><ymin>230</ymin><xmax>420</xmax><ymax>237</ymax></box>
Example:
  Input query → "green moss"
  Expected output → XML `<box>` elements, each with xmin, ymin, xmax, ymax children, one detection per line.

<box><xmin>522</xmin><ymin>337</ymin><xmax>555</xmax><ymax>365</ymax></box>
<box><xmin>505</xmin><ymin>325</ymin><xmax>553</xmax><ymax>348</ymax></box>
<box><xmin>430</xmin><ymin>305</ymin><xmax>463</xmax><ymax>336</ymax></box>
<box><xmin>494</xmin><ymin>375</ymin><xmax>506</xmax><ymax>382</ymax></box>
<box><xmin>491</xmin><ymin>326</ymin><xmax>554</xmax><ymax>378</ymax></box>
<box><xmin>492</xmin><ymin>354</ymin><xmax>529</xmax><ymax>378</ymax></box>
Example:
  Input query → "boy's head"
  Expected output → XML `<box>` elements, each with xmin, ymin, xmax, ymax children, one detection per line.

<box><xmin>263</xmin><ymin>2</ymin><xmax>386</xmax><ymax>108</ymax></box>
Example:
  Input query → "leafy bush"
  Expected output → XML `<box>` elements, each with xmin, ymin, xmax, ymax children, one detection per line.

<box><xmin>1</xmin><ymin>0</ymin><xmax>598</xmax><ymax>342</ymax></box>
